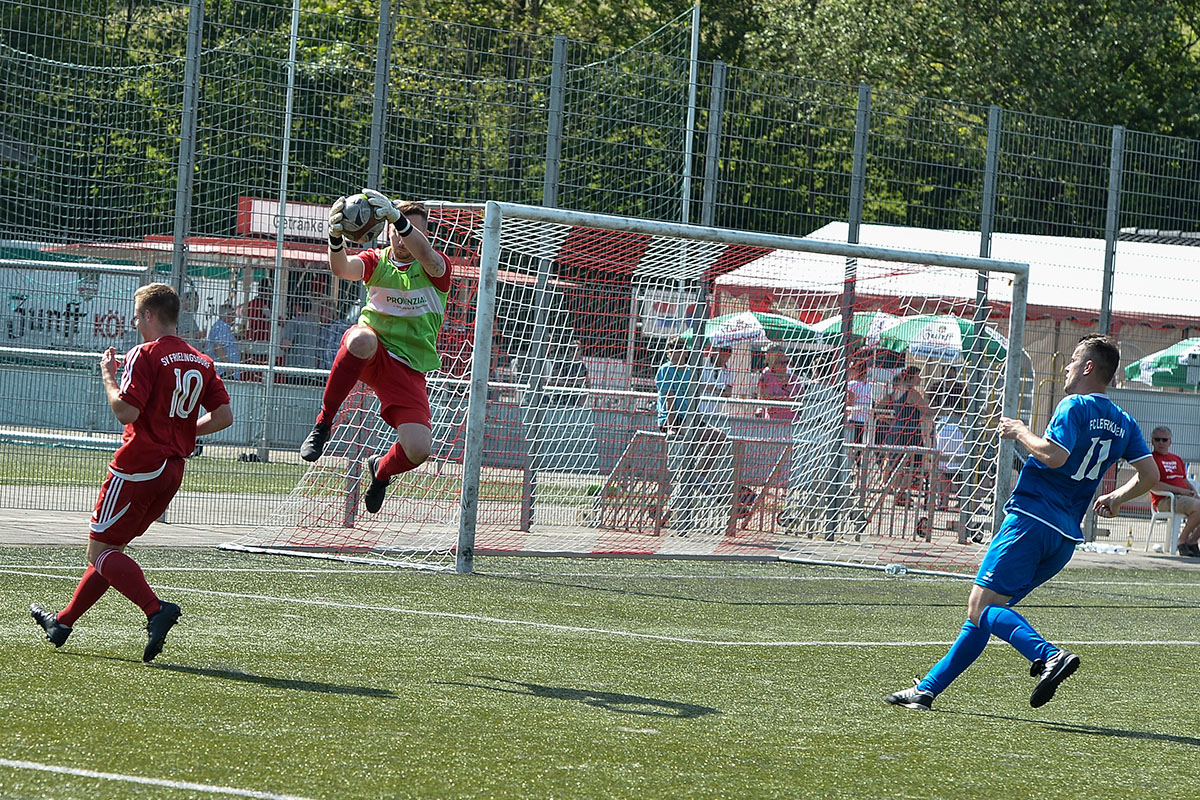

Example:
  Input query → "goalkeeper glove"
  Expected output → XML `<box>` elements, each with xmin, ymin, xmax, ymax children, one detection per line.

<box><xmin>362</xmin><ymin>188</ymin><xmax>413</xmax><ymax>237</ymax></box>
<box><xmin>328</xmin><ymin>196</ymin><xmax>346</xmax><ymax>251</ymax></box>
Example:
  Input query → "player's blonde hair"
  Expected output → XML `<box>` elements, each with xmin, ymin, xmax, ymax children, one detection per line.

<box><xmin>134</xmin><ymin>282</ymin><xmax>181</xmax><ymax>325</ymax></box>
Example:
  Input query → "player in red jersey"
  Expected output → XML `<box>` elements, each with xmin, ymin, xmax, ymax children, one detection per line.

<box><xmin>31</xmin><ymin>283</ymin><xmax>233</xmax><ymax>662</ymax></box>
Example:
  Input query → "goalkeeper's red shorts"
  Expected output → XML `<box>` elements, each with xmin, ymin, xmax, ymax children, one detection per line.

<box><xmin>89</xmin><ymin>458</ymin><xmax>185</xmax><ymax>546</ymax></box>
<box><xmin>356</xmin><ymin>339</ymin><xmax>432</xmax><ymax>429</ymax></box>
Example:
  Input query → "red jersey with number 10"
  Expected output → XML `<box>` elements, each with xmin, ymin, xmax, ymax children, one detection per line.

<box><xmin>112</xmin><ymin>336</ymin><xmax>230</xmax><ymax>475</ymax></box>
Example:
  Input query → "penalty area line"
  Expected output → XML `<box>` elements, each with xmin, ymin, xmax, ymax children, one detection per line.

<box><xmin>0</xmin><ymin>758</ymin><xmax>317</xmax><ymax>800</ymax></box>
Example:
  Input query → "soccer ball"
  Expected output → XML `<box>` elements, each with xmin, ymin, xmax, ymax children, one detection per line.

<box><xmin>340</xmin><ymin>193</ymin><xmax>385</xmax><ymax>243</ymax></box>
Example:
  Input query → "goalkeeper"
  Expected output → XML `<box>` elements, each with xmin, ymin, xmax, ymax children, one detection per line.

<box><xmin>299</xmin><ymin>190</ymin><xmax>452</xmax><ymax>514</ymax></box>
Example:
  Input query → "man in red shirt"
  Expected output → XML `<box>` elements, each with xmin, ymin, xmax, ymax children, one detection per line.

<box><xmin>31</xmin><ymin>283</ymin><xmax>233</xmax><ymax>661</ymax></box>
<box><xmin>1148</xmin><ymin>425</ymin><xmax>1200</xmax><ymax>557</ymax></box>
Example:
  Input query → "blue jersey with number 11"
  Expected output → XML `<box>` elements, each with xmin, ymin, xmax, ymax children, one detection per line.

<box><xmin>1006</xmin><ymin>393</ymin><xmax>1151</xmax><ymax>542</ymax></box>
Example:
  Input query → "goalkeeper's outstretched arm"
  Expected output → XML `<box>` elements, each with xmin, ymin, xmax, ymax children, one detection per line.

<box><xmin>326</xmin><ymin>195</ymin><xmax>366</xmax><ymax>281</ymax></box>
<box><xmin>361</xmin><ymin>189</ymin><xmax>445</xmax><ymax>279</ymax></box>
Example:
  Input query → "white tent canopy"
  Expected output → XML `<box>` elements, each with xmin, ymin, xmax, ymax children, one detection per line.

<box><xmin>715</xmin><ymin>222</ymin><xmax>1200</xmax><ymax>326</ymax></box>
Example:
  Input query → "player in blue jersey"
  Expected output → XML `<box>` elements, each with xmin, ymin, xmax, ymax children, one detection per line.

<box><xmin>885</xmin><ymin>334</ymin><xmax>1159</xmax><ymax>711</ymax></box>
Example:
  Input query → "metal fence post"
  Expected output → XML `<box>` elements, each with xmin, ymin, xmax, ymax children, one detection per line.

<box><xmin>258</xmin><ymin>0</ymin><xmax>301</xmax><ymax>461</ymax></box>
<box><xmin>679</xmin><ymin>3</ymin><xmax>701</xmax><ymax>224</ymax></box>
<box><xmin>170</xmin><ymin>0</ymin><xmax>205</xmax><ymax>294</ymax></box>
<box><xmin>1082</xmin><ymin>124</ymin><xmax>1125</xmax><ymax>543</ymax></box>
<box><xmin>1099</xmin><ymin>125</ymin><xmax>1125</xmax><ymax>336</ymax></box>
<box><xmin>826</xmin><ymin>83</ymin><xmax>870</xmax><ymax>536</ymax></box>
<box><xmin>369</xmin><ymin>0</ymin><xmax>395</xmax><ymax>190</ymax></box>
<box><xmin>699</xmin><ymin>61</ymin><xmax>726</xmax><ymax>229</ymax></box>
<box><xmin>969</xmin><ymin>105</ymin><xmax>1001</xmax><ymax>542</ymax></box>
<box><xmin>543</xmin><ymin>35</ymin><xmax>567</xmax><ymax>208</ymax></box>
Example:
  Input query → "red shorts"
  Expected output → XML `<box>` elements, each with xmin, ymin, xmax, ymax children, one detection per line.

<box><xmin>89</xmin><ymin>458</ymin><xmax>185</xmax><ymax>546</ymax></box>
<box><xmin>342</xmin><ymin>327</ymin><xmax>432</xmax><ymax>428</ymax></box>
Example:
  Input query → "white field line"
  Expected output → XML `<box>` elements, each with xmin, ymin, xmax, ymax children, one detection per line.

<box><xmin>5</xmin><ymin>564</ymin><xmax>1200</xmax><ymax>587</ymax></box>
<box><xmin>0</xmin><ymin>758</ymin><xmax>317</xmax><ymax>800</ymax></box>
<box><xmin>6</xmin><ymin>567</ymin><xmax>1200</xmax><ymax>648</ymax></box>
<box><xmin>0</xmin><ymin>565</ymin><xmax>395</xmax><ymax>573</ymax></box>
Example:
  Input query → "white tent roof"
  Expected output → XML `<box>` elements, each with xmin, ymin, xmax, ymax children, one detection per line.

<box><xmin>714</xmin><ymin>222</ymin><xmax>1200</xmax><ymax>326</ymax></box>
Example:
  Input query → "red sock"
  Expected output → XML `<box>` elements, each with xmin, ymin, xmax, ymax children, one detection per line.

<box><xmin>94</xmin><ymin>550</ymin><xmax>160</xmax><ymax>617</ymax></box>
<box><xmin>377</xmin><ymin>442</ymin><xmax>419</xmax><ymax>481</ymax></box>
<box><xmin>57</xmin><ymin>565</ymin><xmax>111</xmax><ymax>627</ymax></box>
<box><xmin>317</xmin><ymin>345</ymin><xmax>368</xmax><ymax>427</ymax></box>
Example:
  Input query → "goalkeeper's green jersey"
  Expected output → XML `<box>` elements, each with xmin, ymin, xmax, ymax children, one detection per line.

<box><xmin>358</xmin><ymin>246</ymin><xmax>451</xmax><ymax>373</ymax></box>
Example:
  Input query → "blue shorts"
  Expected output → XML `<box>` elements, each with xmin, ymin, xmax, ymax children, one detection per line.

<box><xmin>974</xmin><ymin>512</ymin><xmax>1077</xmax><ymax>605</ymax></box>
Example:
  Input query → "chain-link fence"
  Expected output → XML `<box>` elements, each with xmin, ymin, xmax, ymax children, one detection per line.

<box><xmin>3</xmin><ymin>0</ymin><xmax>1198</xmax><ymax>529</ymax></box>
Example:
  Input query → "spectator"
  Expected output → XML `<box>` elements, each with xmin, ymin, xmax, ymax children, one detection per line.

<box><xmin>240</xmin><ymin>277</ymin><xmax>275</xmax><ymax>382</ymax></box>
<box><xmin>317</xmin><ymin>299</ymin><xmax>352</xmax><ymax>372</ymax></box>
<box><xmin>243</xmin><ymin>277</ymin><xmax>273</xmax><ymax>344</ymax></box>
<box><xmin>205</xmin><ymin>302</ymin><xmax>242</xmax><ymax>380</ymax></box>
<box><xmin>1147</xmin><ymin>425</ymin><xmax>1200</xmax><ymax>557</ymax></box>
<box><xmin>928</xmin><ymin>365</ymin><xmax>968</xmax><ymax>417</ymax></box>
<box><xmin>756</xmin><ymin>343</ymin><xmax>802</xmax><ymax>422</ymax></box>
<box><xmin>282</xmin><ymin>298</ymin><xmax>324</xmax><ymax>385</ymax></box>
<box><xmin>655</xmin><ymin>335</ymin><xmax>694</xmax><ymax>435</ymax></box>
<box><xmin>177</xmin><ymin>289</ymin><xmax>204</xmax><ymax>348</ymax></box>
<box><xmin>884</xmin><ymin>367</ymin><xmax>931</xmax><ymax>507</ymax></box>
<box><xmin>933</xmin><ymin>413</ymin><xmax>967</xmax><ymax>510</ymax></box>
<box><xmin>548</xmin><ymin>340</ymin><xmax>589</xmax><ymax>407</ymax></box>
<box><xmin>698</xmin><ymin>346</ymin><xmax>733</xmax><ymax>417</ymax></box>
<box><xmin>845</xmin><ymin>360</ymin><xmax>872</xmax><ymax>444</ymax></box>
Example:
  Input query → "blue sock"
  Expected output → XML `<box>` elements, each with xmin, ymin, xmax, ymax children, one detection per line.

<box><xmin>977</xmin><ymin>605</ymin><xmax>1055</xmax><ymax>663</ymax></box>
<box><xmin>917</xmin><ymin>620</ymin><xmax>988</xmax><ymax>696</ymax></box>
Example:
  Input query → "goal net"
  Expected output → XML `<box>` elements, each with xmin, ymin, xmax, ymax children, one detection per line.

<box><xmin>222</xmin><ymin>204</ymin><xmax>1029</xmax><ymax>574</ymax></box>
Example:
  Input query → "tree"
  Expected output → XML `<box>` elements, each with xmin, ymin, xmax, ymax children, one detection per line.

<box><xmin>745</xmin><ymin>0</ymin><xmax>1200</xmax><ymax>138</ymax></box>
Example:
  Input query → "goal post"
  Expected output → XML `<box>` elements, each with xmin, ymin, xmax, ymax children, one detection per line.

<box><xmin>222</xmin><ymin>201</ymin><xmax>1029</xmax><ymax>575</ymax></box>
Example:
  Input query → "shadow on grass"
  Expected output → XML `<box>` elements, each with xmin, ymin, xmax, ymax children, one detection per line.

<box><xmin>61</xmin><ymin>651</ymin><xmax>395</xmax><ymax>697</ymax></box>
<box><xmin>947</xmin><ymin>710</ymin><xmax>1200</xmax><ymax>748</ymax></box>
<box><xmin>436</xmin><ymin>675</ymin><xmax>719</xmax><ymax>718</ymax></box>
<box><xmin>148</xmin><ymin>662</ymin><xmax>396</xmax><ymax>697</ymax></box>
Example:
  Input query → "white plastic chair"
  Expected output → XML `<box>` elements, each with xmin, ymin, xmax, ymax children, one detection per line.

<box><xmin>1146</xmin><ymin>492</ymin><xmax>1184</xmax><ymax>554</ymax></box>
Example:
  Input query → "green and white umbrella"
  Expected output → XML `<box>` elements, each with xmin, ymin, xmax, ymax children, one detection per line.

<box><xmin>875</xmin><ymin>314</ymin><xmax>1008</xmax><ymax>363</ymax></box>
<box><xmin>685</xmin><ymin>311</ymin><xmax>820</xmax><ymax>349</ymax></box>
<box><xmin>811</xmin><ymin>311</ymin><xmax>901</xmax><ymax>346</ymax></box>
<box><xmin>1124</xmin><ymin>338</ymin><xmax>1200</xmax><ymax>388</ymax></box>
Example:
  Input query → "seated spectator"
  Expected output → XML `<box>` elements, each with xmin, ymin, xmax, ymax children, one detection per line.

<box><xmin>243</xmin><ymin>277</ymin><xmax>273</xmax><ymax>344</ymax></box>
<box><xmin>240</xmin><ymin>277</ymin><xmax>275</xmax><ymax>382</ymax></box>
<box><xmin>927</xmin><ymin>365</ymin><xmax>968</xmax><ymax>417</ymax></box>
<box><xmin>548</xmin><ymin>340</ymin><xmax>589</xmax><ymax>407</ymax></box>
<box><xmin>933</xmin><ymin>414</ymin><xmax>966</xmax><ymax>510</ymax></box>
<box><xmin>699</xmin><ymin>346</ymin><xmax>734</xmax><ymax>418</ymax></box>
<box><xmin>317</xmin><ymin>299</ymin><xmax>352</xmax><ymax>372</ymax></box>
<box><xmin>205</xmin><ymin>303</ymin><xmax>242</xmax><ymax>380</ymax></box>
<box><xmin>656</xmin><ymin>335</ymin><xmax>695</xmax><ymax>435</ymax></box>
<box><xmin>177</xmin><ymin>288</ymin><xmax>205</xmax><ymax>348</ymax></box>
<box><xmin>845</xmin><ymin>360</ymin><xmax>872</xmax><ymax>444</ymax></box>
<box><xmin>281</xmin><ymin>298</ymin><xmax>324</xmax><ymax>385</ymax></box>
<box><xmin>1147</xmin><ymin>425</ymin><xmax>1200</xmax><ymax>557</ymax></box>
<box><xmin>756</xmin><ymin>343</ymin><xmax>802</xmax><ymax>423</ymax></box>
<box><xmin>883</xmin><ymin>367</ymin><xmax>931</xmax><ymax>507</ymax></box>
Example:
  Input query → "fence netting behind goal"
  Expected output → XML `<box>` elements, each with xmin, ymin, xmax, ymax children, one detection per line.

<box><xmin>224</xmin><ymin>205</ymin><xmax>1025</xmax><ymax>573</ymax></box>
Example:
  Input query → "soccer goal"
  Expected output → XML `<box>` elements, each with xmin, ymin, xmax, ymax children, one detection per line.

<box><xmin>221</xmin><ymin>202</ymin><xmax>1029</xmax><ymax>574</ymax></box>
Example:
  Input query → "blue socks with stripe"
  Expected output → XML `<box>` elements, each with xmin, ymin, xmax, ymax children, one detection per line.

<box><xmin>977</xmin><ymin>604</ymin><xmax>1055</xmax><ymax>663</ymax></box>
<box><xmin>917</xmin><ymin>605</ymin><xmax>1056</xmax><ymax>696</ymax></box>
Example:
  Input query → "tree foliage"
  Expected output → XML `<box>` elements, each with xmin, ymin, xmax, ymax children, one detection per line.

<box><xmin>746</xmin><ymin>0</ymin><xmax>1200</xmax><ymax>138</ymax></box>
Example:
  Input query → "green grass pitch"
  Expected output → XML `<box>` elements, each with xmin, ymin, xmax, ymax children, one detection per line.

<box><xmin>2</xmin><ymin>548</ymin><xmax>1198</xmax><ymax>799</ymax></box>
